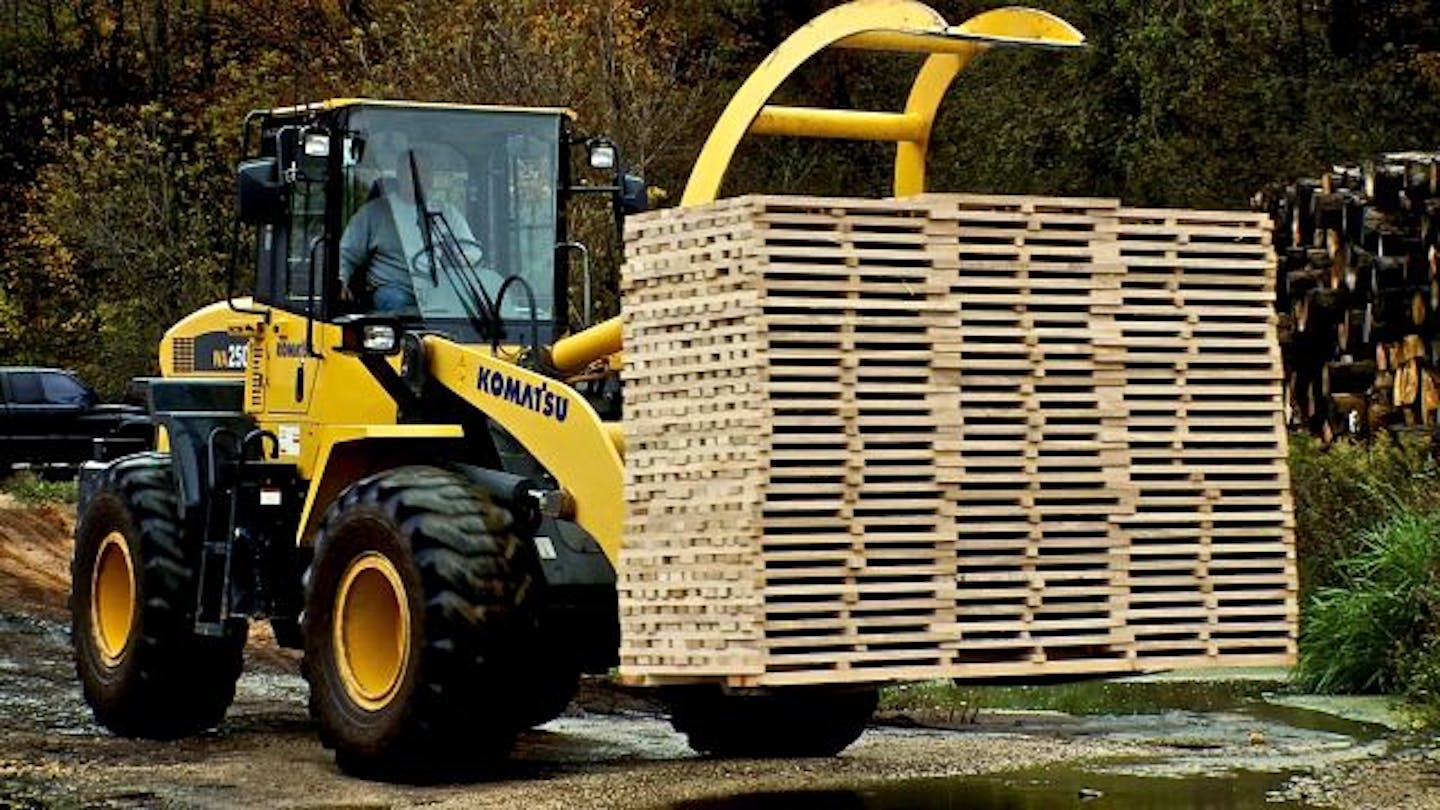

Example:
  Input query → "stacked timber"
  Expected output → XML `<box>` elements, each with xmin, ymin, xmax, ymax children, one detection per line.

<box><xmin>1256</xmin><ymin>153</ymin><xmax>1440</xmax><ymax>438</ymax></box>
<box><xmin>1113</xmin><ymin>208</ymin><xmax>1295</xmax><ymax>665</ymax></box>
<box><xmin>621</xmin><ymin>197</ymin><xmax>963</xmax><ymax>684</ymax></box>
<box><xmin>619</xmin><ymin>194</ymin><xmax>1296</xmax><ymax>687</ymax></box>
<box><xmin>928</xmin><ymin>195</ymin><xmax>1135</xmax><ymax>673</ymax></box>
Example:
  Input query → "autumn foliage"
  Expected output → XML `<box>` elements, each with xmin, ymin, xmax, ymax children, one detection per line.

<box><xmin>6</xmin><ymin>1</ymin><xmax>1440</xmax><ymax>392</ymax></box>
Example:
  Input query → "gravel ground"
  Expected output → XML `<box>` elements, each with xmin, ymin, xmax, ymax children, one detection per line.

<box><xmin>4</xmin><ymin>608</ymin><xmax>1434</xmax><ymax>810</ymax></box>
<box><xmin>1279</xmin><ymin>744</ymin><xmax>1440</xmax><ymax>809</ymax></box>
<box><xmin>0</xmin><ymin>615</ymin><xmax>1144</xmax><ymax>809</ymax></box>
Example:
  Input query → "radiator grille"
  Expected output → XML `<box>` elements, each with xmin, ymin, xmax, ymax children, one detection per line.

<box><xmin>172</xmin><ymin>338</ymin><xmax>195</xmax><ymax>373</ymax></box>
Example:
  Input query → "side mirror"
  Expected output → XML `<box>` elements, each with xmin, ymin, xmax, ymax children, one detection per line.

<box><xmin>236</xmin><ymin>157</ymin><xmax>286</xmax><ymax>224</ymax></box>
<box><xmin>333</xmin><ymin>314</ymin><xmax>404</xmax><ymax>356</ymax></box>
<box><xmin>620</xmin><ymin>173</ymin><xmax>648</xmax><ymax>215</ymax></box>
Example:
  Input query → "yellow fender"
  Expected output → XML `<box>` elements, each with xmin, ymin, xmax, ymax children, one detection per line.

<box><xmin>296</xmin><ymin>424</ymin><xmax>466</xmax><ymax>544</ymax></box>
<box><xmin>680</xmin><ymin>1</ymin><xmax>1085</xmax><ymax>206</ymax></box>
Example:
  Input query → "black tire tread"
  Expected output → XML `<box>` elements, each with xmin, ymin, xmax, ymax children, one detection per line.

<box><xmin>72</xmin><ymin>452</ymin><xmax>245</xmax><ymax>739</ymax></box>
<box><xmin>669</xmin><ymin>687</ymin><xmax>877</xmax><ymax>758</ymax></box>
<box><xmin>303</xmin><ymin>465</ymin><xmax>530</xmax><ymax>774</ymax></box>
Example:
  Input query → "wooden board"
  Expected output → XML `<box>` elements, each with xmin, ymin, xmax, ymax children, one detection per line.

<box><xmin>618</xmin><ymin>194</ymin><xmax>1295</xmax><ymax>687</ymax></box>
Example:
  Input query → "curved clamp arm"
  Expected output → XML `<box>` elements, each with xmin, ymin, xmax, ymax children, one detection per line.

<box><xmin>680</xmin><ymin>1</ymin><xmax>1084</xmax><ymax>206</ymax></box>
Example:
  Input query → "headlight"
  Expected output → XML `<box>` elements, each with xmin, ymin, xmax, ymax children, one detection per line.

<box><xmin>589</xmin><ymin>143</ymin><xmax>616</xmax><ymax>170</ymax></box>
<box><xmin>362</xmin><ymin>324</ymin><xmax>397</xmax><ymax>353</ymax></box>
<box><xmin>334</xmin><ymin>314</ymin><xmax>404</xmax><ymax>356</ymax></box>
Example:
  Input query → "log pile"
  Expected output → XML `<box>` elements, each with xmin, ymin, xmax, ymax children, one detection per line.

<box><xmin>619</xmin><ymin>193</ymin><xmax>1296</xmax><ymax>688</ymax></box>
<box><xmin>1255</xmin><ymin>153</ymin><xmax>1440</xmax><ymax>439</ymax></box>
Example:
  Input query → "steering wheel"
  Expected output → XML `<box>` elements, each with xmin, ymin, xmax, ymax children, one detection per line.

<box><xmin>409</xmin><ymin>238</ymin><xmax>487</xmax><ymax>284</ymax></box>
<box><xmin>409</xmin><ymin>240</ymin><xmax>510</xmax><ymax>312</ymax></box>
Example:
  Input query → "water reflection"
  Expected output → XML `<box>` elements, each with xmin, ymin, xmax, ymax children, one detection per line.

<box><xmin>673</xmin><ymin>768</ymin><xmax>1313</xmax><ymax>810</ymax></box>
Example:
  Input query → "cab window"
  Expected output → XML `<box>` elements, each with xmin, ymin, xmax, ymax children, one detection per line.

<box><xmin>251</xmin><ymin>127</ymin><xmax>332</xmax><ymax>315</ymax></box>
<box><xmin>337</xmin><ymin>106</ymin><xmax>561</xmax><ymax>332</ymax></box>
<box><xmin>7</xmin><ymin>373</ymin><xmax>44</xmax><ymax>405</ymax></box>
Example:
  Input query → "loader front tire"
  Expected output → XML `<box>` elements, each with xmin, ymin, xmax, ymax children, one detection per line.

<box><xmin>668</xmin><ymin>686</ymin><xmax>877</xmax><ymax>757</ymax></box>
<box><xmin>303</xmin><ymin>466</ymin><xmax>534</xmax><ymax>777</ymax></box>
<box><xmin>71</xmin><ymin>453</ymin><xmax>246</xmax><ymax>738</ymax></box>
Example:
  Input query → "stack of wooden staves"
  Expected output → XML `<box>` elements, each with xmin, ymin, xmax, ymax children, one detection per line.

<box><xmin>619</xmin><ymin>194</ymin><xmax>1296</xmax><ymax>688</ymax></box>
<box><xmin>1113</xmin><ymin>208</ymin><xmax>1295</xmax><ymax>667</ymax></box>
<box><xmin>930</xmin><ymin>195</ymin><xmax>1134</xmax><ymax>676</ymax></box>
<box><xmin>1255</xmin><ymin>153</ymin><xmax>1440</xmax><ymax>439</ymax></box>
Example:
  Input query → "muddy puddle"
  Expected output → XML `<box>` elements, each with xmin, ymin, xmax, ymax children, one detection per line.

<box><xmin>674</xmin><ymin>767</ymin><xmax>1310</xmax><ymax>810</ymax></box>
<box><xmin>679</xmin><ymin>677</ymin><xmax>1398</xmax><ymax>810</ymax></box>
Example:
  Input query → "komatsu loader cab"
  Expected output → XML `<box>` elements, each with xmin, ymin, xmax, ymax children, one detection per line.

<box><xmin>238</xmin><ymin>99</ymin><xmax>636</xmax><ymax>342</ymax></box>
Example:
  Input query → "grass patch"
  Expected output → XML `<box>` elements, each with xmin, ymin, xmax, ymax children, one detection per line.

<box><xmin>1289</xmin><ymin>434</ymin><xmax>1440</xmax><ymax>713</ymax></box>
<box><xmin>1294</xmin><ymin>509</ymin><xmax>1440</xmax><ymax>695</ymax></box>
<box><xmin>0</xmin><ymin>470</ymin><xmax>79</xmax><ymax>505</ymax></box>
<box><xmin>1289</xmin><ymin>432</ymin><xmax>1440</xmax><ymax>595</ymax></box>
<box><xmin>881</xmin><ymin>678</ymin><xmax>1276</xmax><ymax>716</ymax></box>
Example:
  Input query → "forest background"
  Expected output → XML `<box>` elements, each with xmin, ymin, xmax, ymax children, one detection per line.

<box><xmin>6</xmin><ymin>0</ymin><xmax>1440</xmax><ymax>394</ymax></box>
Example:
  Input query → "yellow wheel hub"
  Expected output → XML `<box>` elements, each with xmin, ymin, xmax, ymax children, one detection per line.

<box><xmin>333</xmin><ymin>552</ymin><xmax>411</xmax><ymax>711</ymax></box>
<box><xmin>91</xmin><ymin>531</ymin><xmax>135</xmax><ymax>667</ymax></box>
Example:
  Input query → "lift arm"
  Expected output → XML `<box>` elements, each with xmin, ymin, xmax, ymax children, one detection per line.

<box><xmin>426</xmin><ymin>336</ymin><xmax>626</xmax><ymax>562</ymax></box>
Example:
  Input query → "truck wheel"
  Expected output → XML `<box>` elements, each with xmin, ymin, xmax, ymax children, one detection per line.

<box><xmin>511</xmin><ymin>653</ymin><xmax>580</xmax><ymax>729</ymax></box>
<box><xmin>302</xmin><ymin>466</ymin><xmax>534</xmax><ymax>776</ymax></box>
<box><xmin>668</xmin><ymin>686</ymin><xmax>878</xmax><ymax>757</ymax></box>
<box><xmin>71</xmin><ymin>453</ymin><xmax>246</xmax><ymax>738</ymax></box>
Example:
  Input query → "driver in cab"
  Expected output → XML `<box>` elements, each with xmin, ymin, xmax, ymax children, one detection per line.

<box><xmin>339</xmin><ymin>149</ymin><xmax>479</xmax><ymax>312</ymax></box>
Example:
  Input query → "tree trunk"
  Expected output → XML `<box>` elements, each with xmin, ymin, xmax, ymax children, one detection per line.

<box><xmin>1322</xmin><ymin>359</ymin><xmax>1376</xmax><ymax>395</ymax></box>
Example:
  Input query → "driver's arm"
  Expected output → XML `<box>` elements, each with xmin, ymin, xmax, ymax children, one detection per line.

<box><xmin>338</xmin><ymin>204</ymin><xmax>377</xmax><ymax>300</ymax></box>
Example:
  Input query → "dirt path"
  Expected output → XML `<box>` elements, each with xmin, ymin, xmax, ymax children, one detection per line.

<box><xmin>0</xmin><ymin>499</ymin><xmax>74</xmax><ymax>617</ymax></box>
<box><xmin>0</xmin><ymin>603</ymin><xmax>1140</xmax><ymax>809</ymax></box>
<box><xmin>0</xmin><ymin>503</ymin><xmax>1436</xmax><ymax>809</ymax></box>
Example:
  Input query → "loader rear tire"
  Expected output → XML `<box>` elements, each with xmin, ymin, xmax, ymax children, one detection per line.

<box><xmin>71</xmin><ymin>453</ymin><xmax>246</xmax><ymax>738</ymax></box>
<box><xmin>302</xmin><ymin>466</ymin><xmax>535</xmax><ymax>777</ymax></box>
<box><xmin>667</xmin><ymin>686</ymin><xmax>877</xmax><ymax>757</ymax></box>
<box><xmin>511</xmin><ymin>655</ymin><xmax>580</xmax><ymax>729</ymax></box>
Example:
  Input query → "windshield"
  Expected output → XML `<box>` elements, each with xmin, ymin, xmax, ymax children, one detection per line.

<box><xmin>338</xmin><ymin>106</ymin><xmax>562</xmax><ymax>331</ymax></box>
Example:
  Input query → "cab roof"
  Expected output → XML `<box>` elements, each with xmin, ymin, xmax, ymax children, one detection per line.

<box><xmin>260</xmin><ymin>98</ymin><xmax>577</xmax><ymax>120</ymax></box>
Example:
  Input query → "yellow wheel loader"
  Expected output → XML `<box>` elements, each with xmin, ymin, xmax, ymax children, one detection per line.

<box><xmin>69</xmin><ymin>0</ymin><xmax>1085</xmax><ymax>775</ymax></box>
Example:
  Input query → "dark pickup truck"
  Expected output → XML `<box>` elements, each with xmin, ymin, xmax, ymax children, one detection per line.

<box><xmin>0</xmin><ymin>367</ymin><xmax>151</xmax><ymax>475</ymax></box>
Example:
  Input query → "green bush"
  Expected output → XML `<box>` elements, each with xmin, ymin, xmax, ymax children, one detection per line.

<box><xmin>1398</xmin><ymin>639</ymin><xmax>1440</xmax><ymax>722</ymax></box>
<box><xmin>1293</xmin><ymin>509</ymin><xmax>1440</xmax><ymax>694</ymax></box>
<box><xmin>1289</xmin><ymin>432</ymin><xmax>1440</xmax><ymax>594</ymax></box>
<box><xmin>0</xmin><ymin>471</ymin><xmax>79</xmax><ymax>505</ymax></box>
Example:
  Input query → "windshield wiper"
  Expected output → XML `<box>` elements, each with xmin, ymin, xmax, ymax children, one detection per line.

<box><xmin>405</xmin><ymin>149</ymin><xmax>501</xmax><ymax>341</ymax></box>
<box><xmin>406</xmin><ymin>151</ymin><xmax>439</xmax><ymax>287</ymax></box>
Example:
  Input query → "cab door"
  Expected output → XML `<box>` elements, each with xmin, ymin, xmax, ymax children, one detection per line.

<box><xmin>256</xmin><ymin>129</ymin><xmax>333</xmax><ymax>417</ymax></box>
